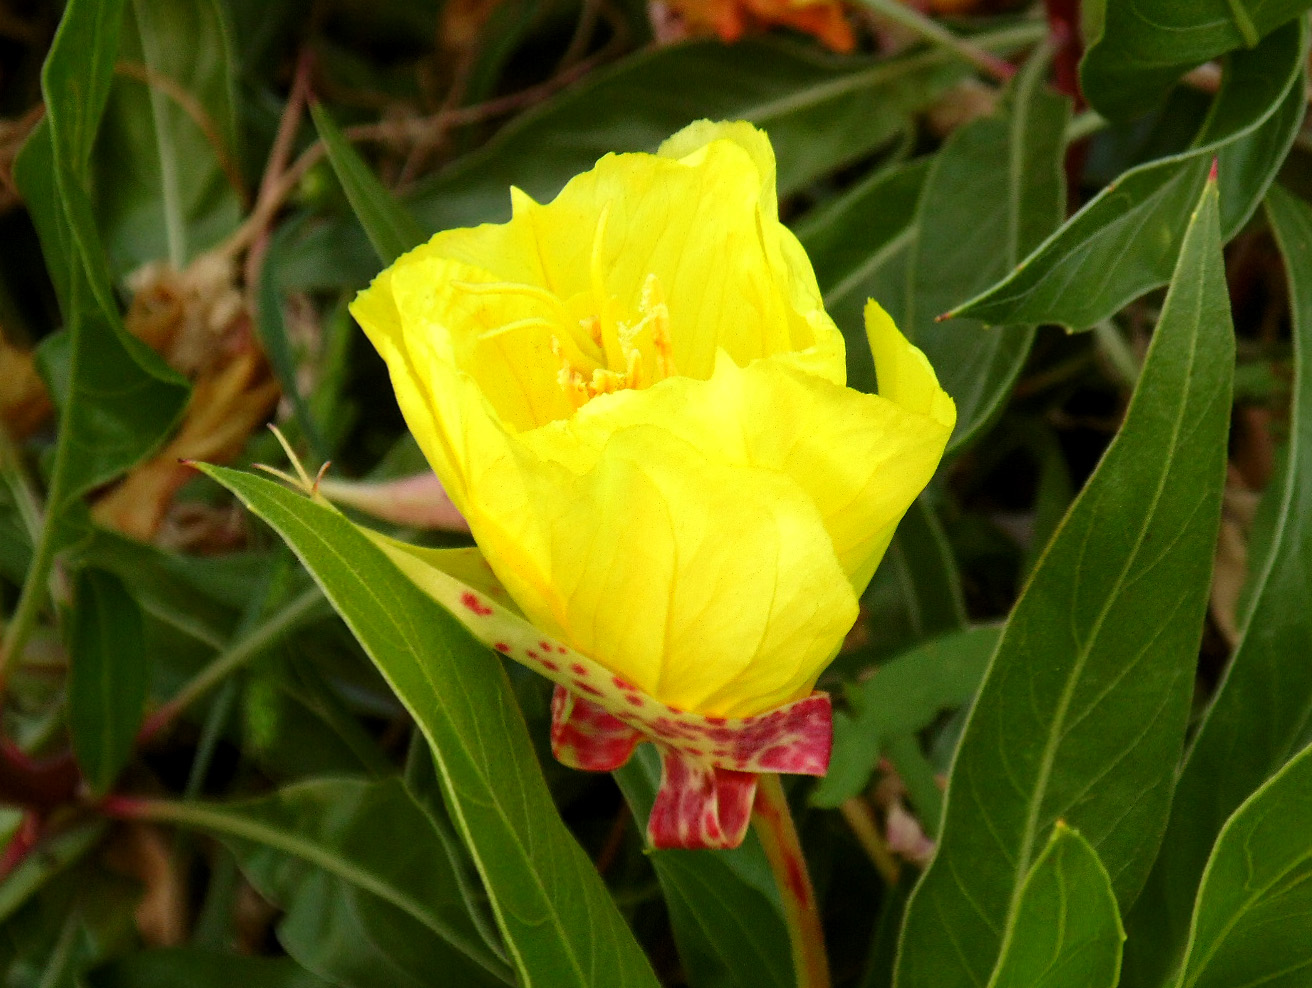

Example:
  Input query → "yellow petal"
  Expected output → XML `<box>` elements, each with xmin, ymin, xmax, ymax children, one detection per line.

<box><xmin>519</xmin><ymin>336</ymin><xmax>953</xmax><ymax>596</ymax></box>
<box><xmin>469</xmin><ymin>424</ymin><xmax>857</xmax><ymax>717</ymax></box>
<box><xmin>865</xmin><ymin>299</ymin><xmax>957</xmax><ymax>430</ymax></box>
<box><xmin>657</xmin><ymin>119</ymin><xmax>778</xmax><ymax>219</ymax></box>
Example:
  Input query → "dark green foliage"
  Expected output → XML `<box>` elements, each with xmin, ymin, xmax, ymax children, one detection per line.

<box><xmin>3</xmin><ymin>2</ymin><xmax>1312</xmax><ymax>986</ymax></box>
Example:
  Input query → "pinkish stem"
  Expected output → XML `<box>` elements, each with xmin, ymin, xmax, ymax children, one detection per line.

<box><xmin>752</xmin><ymin>774</ymin><xmax>831</xmax><ymax>988</ymax></box>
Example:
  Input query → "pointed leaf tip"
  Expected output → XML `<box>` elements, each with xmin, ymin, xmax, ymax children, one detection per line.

<box><xmin>1207</xmin><ymin>157</ymin><xmax>1219</xmax><ymax>183</ymax></box>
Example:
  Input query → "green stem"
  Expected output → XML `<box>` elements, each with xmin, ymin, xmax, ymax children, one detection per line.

<box><xmin>752</xmin><ymin>774</ymin><xmax>830</xmax><ymax>988</ymax></box>
<box><xmin>856</xmin><ymin>0</ymin><xmax>1020</xmax><ymax>82</ymax></box>
<box><xmin>143</xmin><ymin>584</ymin><xmax>327</xmax><ymax>736</ymax></box>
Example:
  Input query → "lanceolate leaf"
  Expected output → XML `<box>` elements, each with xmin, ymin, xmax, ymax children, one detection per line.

<box><xmin>198</xmin><ymin>465</ymin><xmax>661</xmax><ymax>988</ymax></box>
<box><xmin>1081</xmin><ymin>0</ymin><xmax>1312</xmax><ymax>120</ymax></box>
<box><xmin>613</xmin><ymin>747</ymin><xmax>792</xmax><ymax>988</ymax></box>
<box><xmin>94</xmin><ymin>0</ymin><xmax>244</xmax><ymax>272</ymax></box>
<box><xmin>404</xmin><ymin>36</ymin><xmax>983</xmax><ymax>230</ymax></box>
<box><xmin>798</xmin><ymin>52</ymin><xmax>1068</xmax><ymax>447</ymax></box>
<box><xmin>67</xmin><ymin>569</ymin><xmax>149</xmax><ymax>796</ymax></box>
<box><xmin>310</xmin><ymin>103</ymin><xmax>425</xmax><ymax>266</ymax></box>
<box><xmin>952</xmin><ymin>20</ymin><xmax>1306</xmax><ymax>331</ymax></box>
<box><xmin>989</xmin><ymin>825</ymin><xmax>1124</xmax><ymax>988</ymax></box>
<box><xmin>1172</xmin><ymin>742</ymin><xmax>1312</xmax><ymax>988</ymax></box>
<box><xmin>1121</xmin><ymin>183</ymin><xmax>1312</xmax><ymax>987</ymax></box>
<box><xmin>797</xmin><ymin>158</ymin><xmax>930</xmax><ymax>392</ymax></box>
<box><xmin>15</xmin><ymin>0</ymin><xmax>189</xmax><ymax>505</ymax></box>
<box><xmin>903</xmin><ymin>50</ymin><xmax>1068</xmax><ymax>451</ymax></box>
<box><xmin>894</xmin><ymin>177</ymin><xmax>1233</xmax><ymax>988</ymax></box>
<box><xmin>137</xmin><ymin>779</ymin><xmax>513</xmax><ymax>988</ymax></box>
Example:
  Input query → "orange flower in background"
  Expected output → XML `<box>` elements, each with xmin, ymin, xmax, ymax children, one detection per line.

<box><xmin>654</xmin><ymin>0</ymin><xmax>856</xmax><ymax>53</ymax></box>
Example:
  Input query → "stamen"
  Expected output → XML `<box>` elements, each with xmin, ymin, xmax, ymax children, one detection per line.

<box><xmin>453</xmin><ymin>280</ymin><xmax>569</xmax><ymax>317</ymax></box>
<box><xmin>477</xmin><ymin>316</ymin><xmax>558</xmax><ymax>341</ymax></box>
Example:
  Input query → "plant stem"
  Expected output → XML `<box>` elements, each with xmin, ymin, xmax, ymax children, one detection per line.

<box><xmin>752</xmin><ymin>774</ymin><xmax>830</xmax><ymax>988</ymax></box>
<box><xmin>839</xmin><ymin>797</ymin><xmax>901</xmax><ymax>886</ymax></box>
<box><xmin>856</xmin><ymin>0</ymin><xmax>1018</xmax><ymax>82</ymax></box>
<box><xmin>141</xmin><ymin>584</ymin><xmax>326</xmax><ymax>738</ymax></box>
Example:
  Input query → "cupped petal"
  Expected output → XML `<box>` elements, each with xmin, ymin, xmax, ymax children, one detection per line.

<box><xmin>865</xmin><ymin>299</ymin><xmax>957</xmax><ymax>430</ymax></box>
<box><xmin>476</xmin><ymin>423</ymin><xmax>858</xmax><ymax>717</ymax></box>
<box><xmin>518</xmin><ymin>329</ymin><xmax>954</xmax><ymax>598</ymax></box>
<box><xmin>491</xmin><ymin>137</ymin><xmax>816</xmax><ymax>379</ymax></box>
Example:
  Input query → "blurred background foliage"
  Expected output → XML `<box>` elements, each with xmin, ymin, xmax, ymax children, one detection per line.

<box><xmin>1</xmin><ymin>0</ymin><xmax>1311</xmax><ymax>985</ymax></box>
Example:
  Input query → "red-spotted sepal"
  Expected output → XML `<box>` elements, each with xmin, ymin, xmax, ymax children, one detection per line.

<box><xmin>647</xmin><ymin>751</ymin><xmax>757</xmax><ymax>850</ymax></box>
<box><xmin>550</xmin><ymin>686</ymin><xmax>643</xmax><ymax>771</ymax></box>
<box><xmin>549</xmin><ymin>685</ymin><xmax>832</xmax><ymax>849</ymax></box>
<box><xmin>364</xmin><ymin>534</ymin><xmax>834</xmax><ymax>850</ymax></box>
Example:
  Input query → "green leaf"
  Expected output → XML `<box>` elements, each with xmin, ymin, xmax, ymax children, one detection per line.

<box><xmin>1172</xmin><ymin>741</ymin><xmax>1312</xmax><ymax>988</ymax></box>
<box><xmin>255</xmin><ymin>219</ymin><xmax>329</xmax><ymax>460</ymax></box>
<box><xmin>812</xmin><ymin>625</ymin><xmax>999</xmax><ymax>809</ymax></box>
<box><xmin>796</xmin><ymin>158</ymin><xmax>929</xmax><ymax>392</ymax></box>
<box><xmin>843</xmin><ymin>497</ymin><xmax>968</xmax><ymax>674</ymax></box>
<box><xmin>1121</xmin><ymin>183</ymin><xmax>1312</xmax><ymax>987</ymax></box>
<box><xmin>310</xmin><ymin>102</ymin><xmax>425</xmax><ymax>266</ymax></box>
<box><xmin>989</xmin><ymin>825</ymin><xmax>1124</xmax><ymax>988</ymax></box>
<box><xmin>952</xmin><ymin>20</ymin><xmax>1306</xmax><ymax>331</ymax></box>
<box><xmin>139</xmin><ymin>778</ymin><xmax>512</xmax><ymax>988</ymax></box>
<box><xmin>91</xmin><ymin>949</ymin><xmax>334</xmax><ymax>988</ymax></box>
<box><xmin>1081</xmin><ymin>0</ymin><xmax>1312</xmax><ymax>120</ymax></box>
<box><xmin>903</xmin><ymin>51</ymin><xmax>1069</xmax><ymax>451</ymax></box>
<box><xmin>894</xmin><ymin>175</ymin><xmax>1233</xmax><ymax>988</ymax></box>
<box><xmin>613</xmin><ymin>746</ymin><xmax>792</xmax><ymax>988</ymax></box>
<box><xmin>93</xmin><ymin>0</ymin><xmax>244</xmax><ymax>272</ymax></box>
<box><xmin>0</xmin><ymin>821</ymin><xmax>107</xmax><ymax>926</ymax></box>
<box><xmin>67</xmin><ymin>568</ymin><xmax>149</xmax><ymax>796</ymax></box>
<box><xmin>283</xmin><ymin>27</ymin><xmax>1038</xmax><ymax>295</ymax></box>
<box><xmin>197</xmin><ymin>465</ymin><xmax>662</xmax><ymax>988</ymax></box>
<box><xmin>15</xmin><ymin>0</ymin><xmax>190</xmax><ymax>505</ymax></box>
<box><xmin>403</xmin><ymin>36</ymin><xmax>985</xmax><ymax>232</ymax></box>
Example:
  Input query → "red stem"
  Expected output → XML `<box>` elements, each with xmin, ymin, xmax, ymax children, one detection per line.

<box><xmin>752</xmin><ymin>774</ymin><xmax>830</xmax><ymax>988</ymax></box>
<box><xmin>0</xmin><ymin>740</ymin><xmax>79</xmax><ymax>811</ymax></box>
<box><xmin>1044</xmin><ymin>0</ymin><xmax>1084</xmax><ymax>107</ymax></box>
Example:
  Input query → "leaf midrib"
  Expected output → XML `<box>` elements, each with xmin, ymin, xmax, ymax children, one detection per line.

<box><xmin>997</xmin><ymin>237</ymin><xmax>1206</xmax><ymax>954</ymax></box>
<box><xmin>252</xmin><ymin>488</ymin><xmax>599</xmax><ymax>988</ymax></box>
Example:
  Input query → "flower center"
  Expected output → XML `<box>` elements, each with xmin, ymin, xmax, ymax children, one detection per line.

<box><xmin>553</xmin><ymin>271</ymin><xmax>676</xmax><ymax>409</ymax></box>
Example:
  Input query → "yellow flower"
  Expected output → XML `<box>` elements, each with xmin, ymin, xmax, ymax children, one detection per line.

<box><xmin>350</xmin><ymin>120</ymin><xmax>954</xmax><ymax>720</ymax></box>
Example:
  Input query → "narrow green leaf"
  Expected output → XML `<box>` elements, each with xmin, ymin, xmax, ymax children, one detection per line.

<box><xmin>613</xmin><ymin>746</ymin><xmax>792</xmax><ymax>988</ymax></box>
<box><xmin>140</xmin><ymin>778</ymin><xmax>512</xmax><ymax>988</ymax></box>
<box><xmin>282</xmin><ymin>25</ymin><xmax>1039</xmax><ymax>295</ymax></box>
<box><xmin>953</xmin><ymin>20</ymin><xmax>1306</xmax><ymax>331</ymax></box>
<box><xmin>1172</xmin><ymin>741</ymin><xmax>1312</xmax><ymax>988</ymax></box>
<box><xmin>15</xmin><ymin>0</ymin><xmax>191</xmax><ymax>503</ymax></box>
<box><xmin>895</xmin><ymin>176</ymin><xmax>1233</xmax><ymax>988</ymax></box>
<box><xmin>989</xmin><ymin>825</ymin><xmax>1124</xmax><ymax>988</ymax></box>
<box><xmin>93</xmin><ymin>0</ymin><xmax>243</xmax><ymax>272</ymax></box>
<box><xmin>812</xmin><ymin>625</ymin><xmax>999</xmax><ymax>809</ymax></box>
<box><xmin>904</xmin><ymin>51</ymin><xmax>1069</xmax><ymax>451</ymax></box>
<box><xmin>848</xmin><ymin>497</ymin><xmax>968</xmax><ymax>673</ymax></box>
<box><xmin>0</xmin><ymin>821</ymin><xmax>107</xmax><ymax>926</ymax></box>
<box><xmin>404</xmin><ymin>37</ymin><xmax>987</xmax><ymax>232</ymax></box>
<box><xmin>310</xmin><ymin>102</ymin><xmax>425</xmax><ymax>266</ymax></box>
<box><xmin>800</xmin><ymin>47</ymin><xmax>1069</xmax><ymax>446</ymax></box>
<box><xmin>91</xmin><ymin>949</ymin><xmax>333</xmax><ymax>988</ymax></box>
<box><xmin>67</xmin><ymin>569</ymin><xmax>149</xmax><ymax>795</ymax></box>
<box><xmin>1121</xmin><ymin>183</ymin><xmax>1312</xmax><ymax>986</ymax></box>
<box><xmin>1081</xmin><ymin>0</ymin><xmax>1312</xmax><ymax>119</ymax></box>
<box><xmin>796</xmin><ymin>158</ymin><xmax>929</xmax><ymax>393</ymax></box>
<box><xmin>197</xmin><ymin>465</ymin><xmax>661</xmax><ymax>988</ymax></box>
<box><xmin>255</xmin><ymin>219</ymin><xmax>328</xmax><ymax>460</ymax></box>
